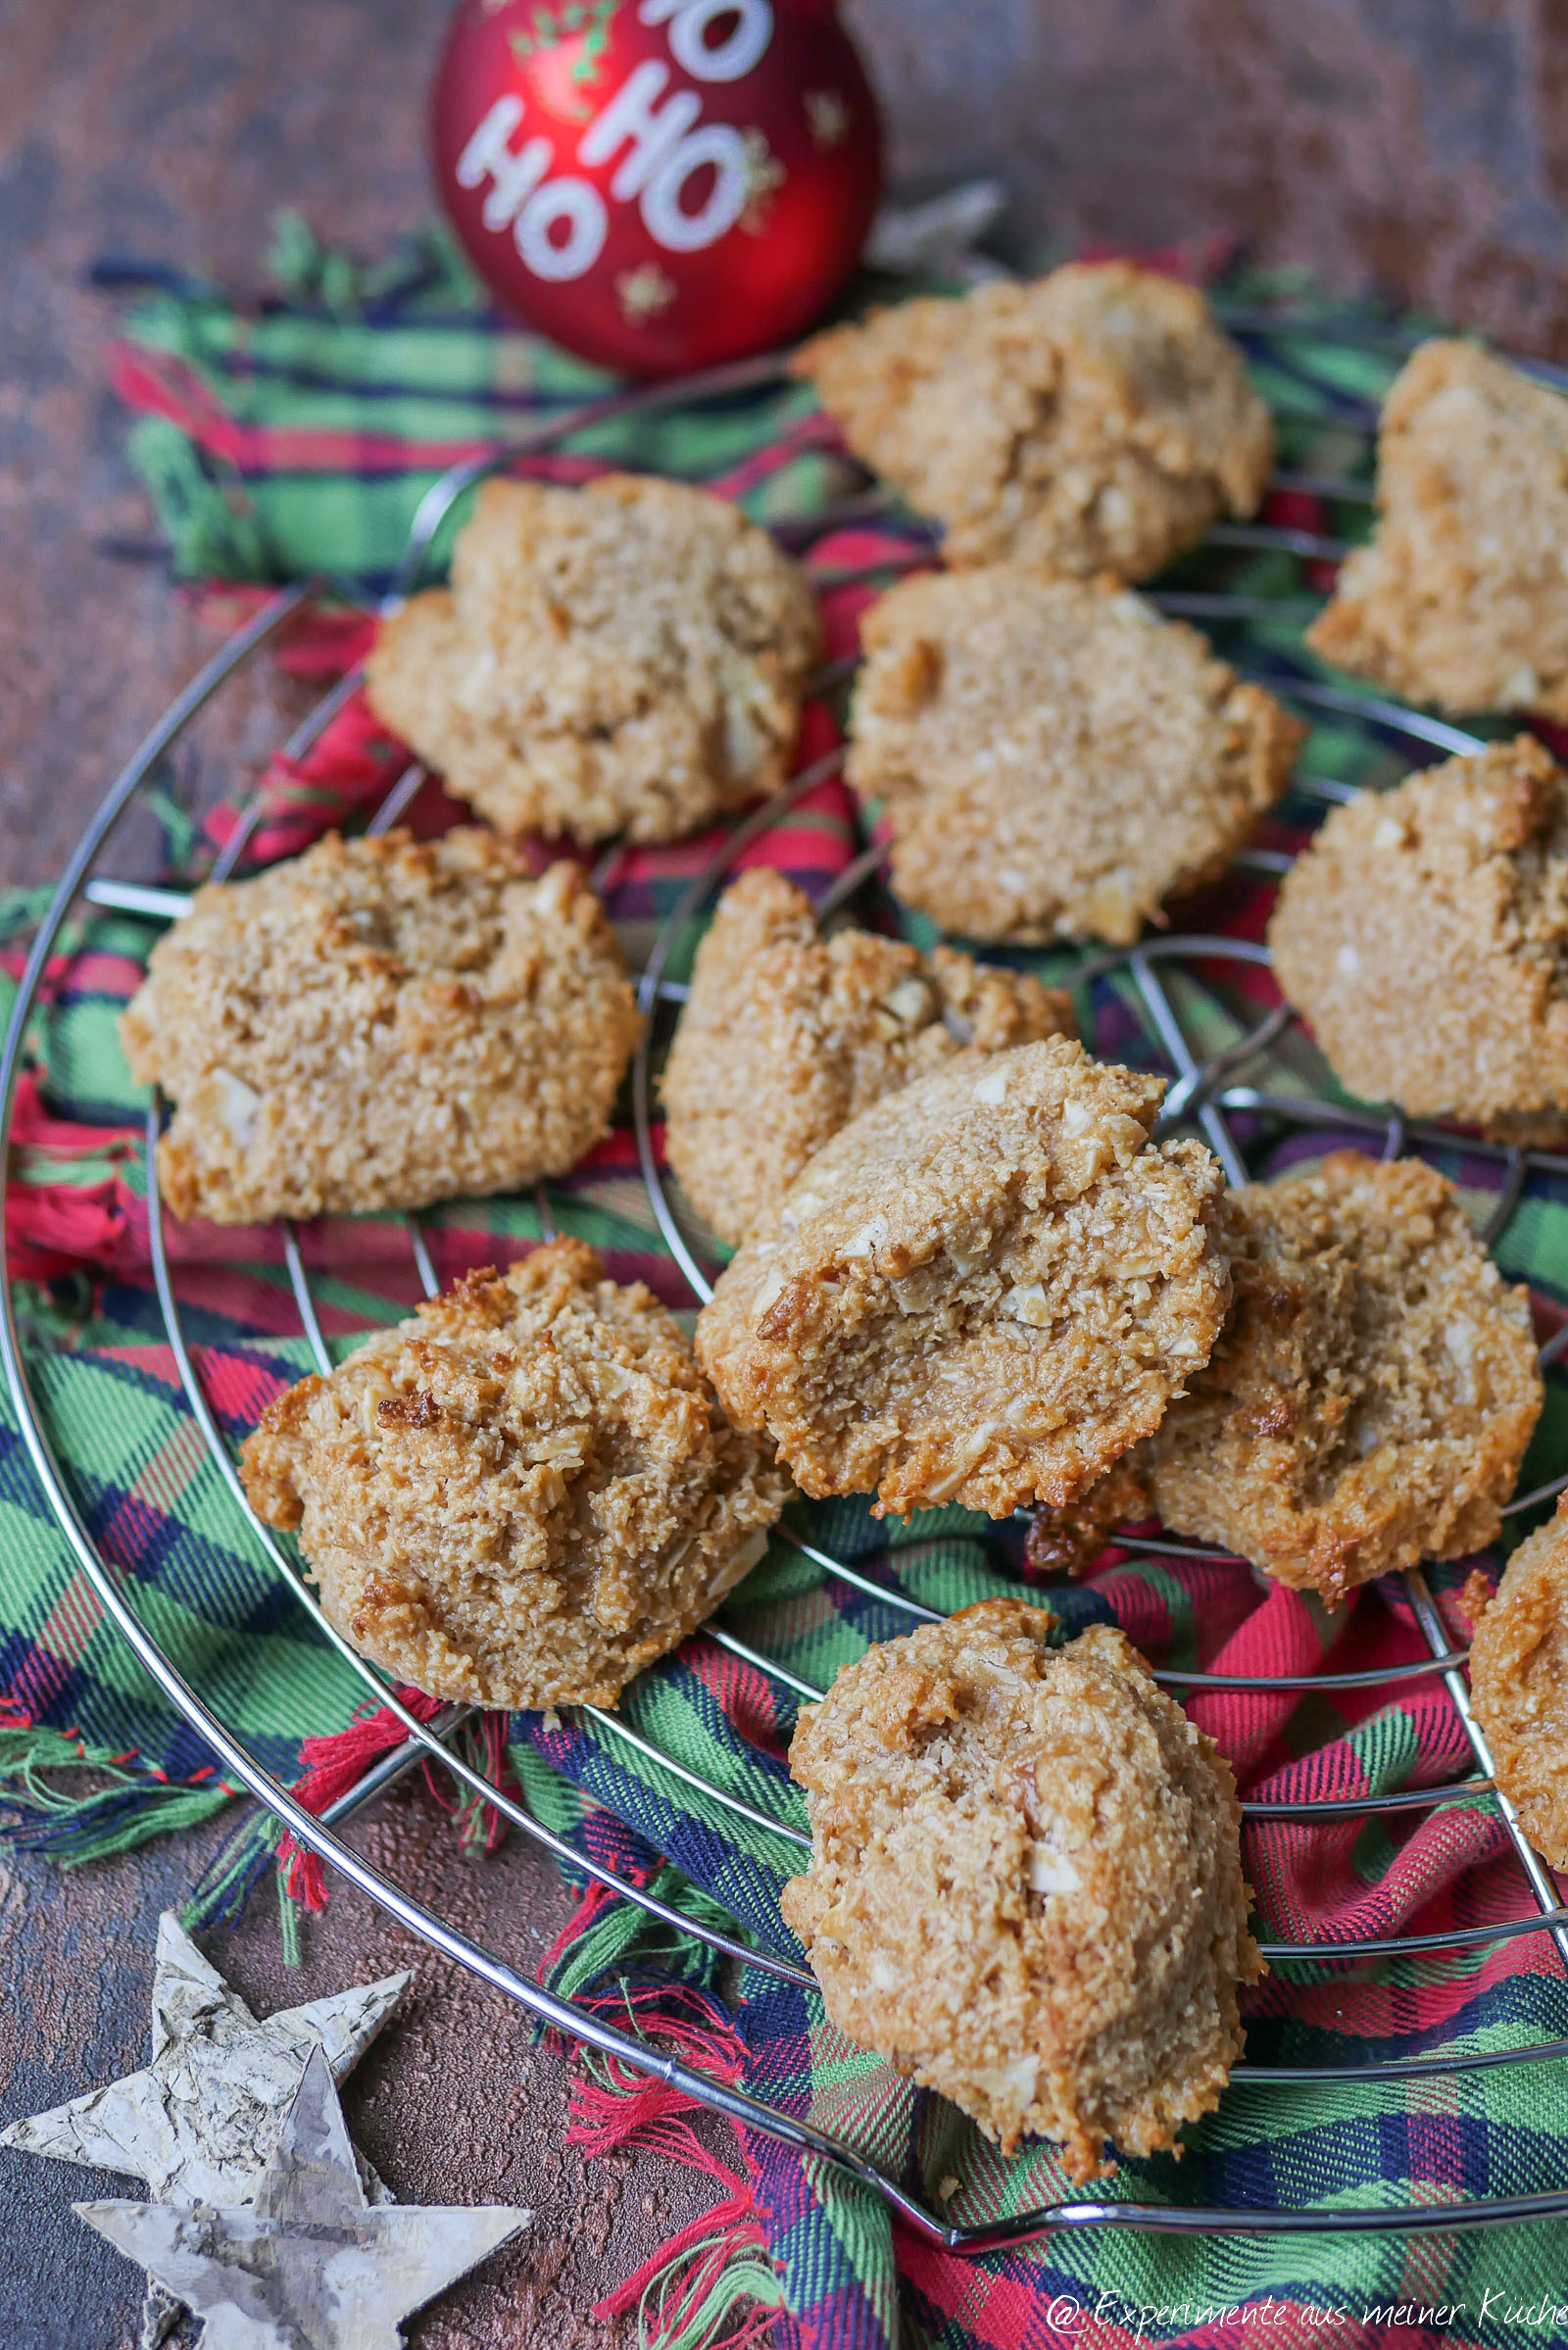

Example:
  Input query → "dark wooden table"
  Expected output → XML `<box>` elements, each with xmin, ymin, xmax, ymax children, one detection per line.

<box><xmin>8</xmin><ymin>1</ymin><xmax>1568</xmax><ymax>2340</ymax></box>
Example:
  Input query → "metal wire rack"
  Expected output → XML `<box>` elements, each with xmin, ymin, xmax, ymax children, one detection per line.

<box><xmin>7</xmin><ymin>318</ymin><xmax>1568</xmax><ymax>2249</ymax></box>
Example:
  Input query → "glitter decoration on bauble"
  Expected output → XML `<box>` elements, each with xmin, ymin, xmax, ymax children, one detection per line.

<box><xmin>431</xmin><ymin>0</ymin><xmax>884</xmax><ymax>375</ymax></box>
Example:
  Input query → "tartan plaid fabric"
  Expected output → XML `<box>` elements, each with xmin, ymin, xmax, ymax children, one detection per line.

<box><xmin>6</xmin><ymin>245</ymin><xmax>1568</xmax><ymax>2342</ymax></box>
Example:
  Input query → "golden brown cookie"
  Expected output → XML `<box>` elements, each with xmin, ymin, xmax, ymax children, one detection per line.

<box><xmin>794</xmin><ymin>262</ymin><xmax>1273</xmax><ymax>578</ymax></box>
<box><xmin>1267</xmin><ymin>737</ymin><xmax>1568</xmax><ymax>1143</ymax></box>
<box><xmin>845</xmin><ymin>566</ymin><xmax>1302</xmax><ymax>946</ymax></box>
<box><xmin>1469</xmin><ymin>1498</ymin><xmax>1568</xmax><ymax>1867</ymax></box>
<box><xmin>1309</xmin><ymin>340</ymin><xmax>1568</xmax><ymax>717</ymax></box>
<box><xmin>239</xmin><ymin>1241</ymin><xmax>788</xmax><ymax>1708</ymax></box>
<box><xmin>781</xmin><ymin>1598</ymin><xmax>1260</xmax><ymax>2177</ymax></box>
<box><xmin>662</xmin><ymin>867</ymin><xmax>1077</xmax><ymax>1246</ymax></box>
<box><xmin>365</xmin><ymin>473</ymin><xmax>821</xmax><ymax>845</ymax></box>
<box><xmin>1028</xmin><ymin>1154</ymin><xmax>1542</xmax><ymax>1606</ymax></box>
<box><xmin>696</xmin><ymin>1037</ymin><xmax>1231</xmax><ymax>1518</ymax></box>
<box><xmin>120</xmin><ymin>828</ymin><xmax>641</xmax><ymax>1225</ymax></box>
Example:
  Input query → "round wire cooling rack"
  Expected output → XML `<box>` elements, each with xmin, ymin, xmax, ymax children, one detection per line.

<box><xmin>9</xmin><ymin>315</ymin><xmax>1568</xmax><ymax>2250</ymax></box>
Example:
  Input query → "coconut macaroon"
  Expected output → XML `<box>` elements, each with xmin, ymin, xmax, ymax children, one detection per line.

<box><xmin>781</xmin><ymin>1599</ymin><xmax>1260</xmax><ymax>2178</ymax></box>
<box><xmin>1028</xmin><ymin>1154</ymin><xmax>1542</xmax><ymax>1606</ymax></box>
<box><xmin>366</xmin><ymin>473</ymin><xmax>822</xmax><ymax>845</ymax></box>
<box><xmin>1268</xmin><ymin>737</ymin><xmax>1568</xmax><ymax>1144</ymax></box>
<box><xmin>239</xmin><ymin>1242</ymin><xmax>788</xmax><ymax>1709</ymax></box>
<box><xmin>845</xmin><ymin>567</ymin><xmax>1303</xmax><ymax>946</ymax></box>
<box><xmin>696</xmin><ymin>1037</ymin><xmax>1231</xmax><ymax>1519</ymax></box>
<box><xmin>1469</xmin><ymin>1498</ymin><xmax>1568</xmax><ymax>1869</ymax></box>
<box><xmin>662</xmin><ymin>867</ymin><xmax>1077</xmax><ymax>1246</ymax></box>
<box><xmin>794</xmin><ymin>262</ymin><xmax>1273</xmax><ymax>579</ymax></box>
<box><xmin>1309</xmin><ymin>340</ymin><xmax>1568</xmax><ymax>718</ymax></box>
<box><xmin>120</xmin><ymin>828</ymin><xmax>641</xmax><ymax>1225</ymax></box>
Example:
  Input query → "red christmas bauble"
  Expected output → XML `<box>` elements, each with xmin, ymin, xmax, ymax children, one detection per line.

<box><xmin>431</xmin><ymin>0</ymin><xmax>883</xmax><ymax>376</ymax></box>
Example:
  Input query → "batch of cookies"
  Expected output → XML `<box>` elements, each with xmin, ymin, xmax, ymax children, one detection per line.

<box><xmin>121</xmin><ymin>261</ymin><xmax>1568</xmax><ymax>2185</ymax></box>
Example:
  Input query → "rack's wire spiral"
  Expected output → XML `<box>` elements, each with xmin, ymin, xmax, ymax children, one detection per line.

<box><xmin>8</xmin><ymin>315</ymin><xmax>1568</xmax><ymax>2247</ymax></box>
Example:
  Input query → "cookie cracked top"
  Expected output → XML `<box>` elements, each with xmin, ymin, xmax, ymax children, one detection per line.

<box><xmin>1029</xmin><ymin>1153</ymin><xmax>1542</xmax><ymax>1605</ymax></box>
<box><xmin>795</xmin><ymin>262</ymin><xmax>1273</xmax><ymax>578</ymax></box>
<box><xmin>120</xmin><ymin>827</ymin><xmax>640</xmax><ymax>1224</ymax></box>
<box><xmin>1268</xmin><ymin>736</ymin><xmax>1568</xmax><ymax>1143</ymax></box>
<box><xmin>1309</xmin><ymin>339</ymin><xmax>1568</xmax><ymax>719</ymax></box>
<box><xmin>696</xmin><ymin>1036</ymin><xmax>1231</xmax><ymax>1518</ymax></box>
<box><xmin>846</xmin><ymin>567</ymin><xmax>1301</xmax><ymax>947</ymax></box>
<box><xmin>366</xmin><ymin>473</ymin><xmax>821</xmax><ymax>845</ymax></box>
<box><xmin>662</xmin><ymin>866</ymin><xmax>1076</xmax><ymax>1245</ymax></box>
<box><xmin>782</xmin><ymin>1599</ymin><xmax>1260</xmax><ymax>2177</ymax></box>
<box><xmin>240</xmin><ymin>1241</ymin><xmax>788</xmax><ymax>1710</ymax></box>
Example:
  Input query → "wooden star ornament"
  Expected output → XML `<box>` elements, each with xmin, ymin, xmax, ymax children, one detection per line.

<box><xmin>0</xmin><ymin>1909</ymin><xmax>410</xmax><ymax>2204</ymax></box>
<box><xmin>75</xmin><ymin>2042</ymin><xmax>530</xmax><ymax>2350</ymax></box>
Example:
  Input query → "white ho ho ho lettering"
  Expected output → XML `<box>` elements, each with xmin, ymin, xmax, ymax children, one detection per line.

<box><xmin>638</xmin><ymin>0</ymin><xmax>774</xmax><ymax>82</ymax></box>
<box><xmin>455</xmin><ymin>0</ymin><xmax>773</xmax><ymax>283</ymax></box>
<box><xmin>455</xmin><ymin>95</ymin><xmax>609</xmax><ymax>278</ymax></box>
<box><xmin>454</xmin><ymin>94</ymin><xmax>552</xmax><ymax>231</ymax></box>
<box><xmin>577</xmin><ymin>60</ymin><xmax>750</xmax><ymax>251</ymax></box>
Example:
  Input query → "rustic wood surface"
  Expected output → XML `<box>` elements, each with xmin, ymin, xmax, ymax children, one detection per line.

<box><xmin>8</xmin><ymin>0</ymin><xmax>1568</xmax><ymax>2340</ymax></box>
<box><xmin>0</xmin><ymin>1795</ymin><xmax>721</xmax><ymax>2349</ymax></box>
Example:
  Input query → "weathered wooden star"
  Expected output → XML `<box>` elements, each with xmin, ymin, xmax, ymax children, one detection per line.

<box><xmin>75</xmin><ymin>2043</ymin><xmax>529</xmax><ymax>2350</ymax></box>
<box><xmin>1</xmin><ymin>1908</ymin><xmax>413</xmax><ymax>2347</ymax></box>
<box><xmin>0</xmin><ymin>1909</ymin><xmax>410</xmax><ymax>2205</ymax></box>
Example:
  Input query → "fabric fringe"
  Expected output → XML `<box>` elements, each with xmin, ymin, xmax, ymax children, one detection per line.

<box><xmin>539</xmin><ymin>1880</ymin><xmax>625</xmax><ymax>1990</ymax></box>
<box><xmin>183</xmin><ymin>1806</ymin><xmax>282</xmax><ymax>1934</ymax></box>
<box><xmin>567</xmin><ymin>1983</ymin><xmax>783</xmax><ymax>2350</ymax></box>
<box><xmin>420</xmin><ymin>1711</ymin><xmax>516</xmax><ymax>1857</ymax></box>
<box><xmin>537</xmin><ymin>1875</ymin><xmax>788</xmax><ymax>2344</ymax></box>
<box><xmin>272</xmin><ymin>1685</ymin><xmax>450</xmax><ymax>1912</ymax></box>
<box><xmin>596</xmin><ymin>2206</ymin><xmax>783</xmax><ymax>2350</ymax></box>
<box><xmin>0</xmin><ymin>1705</ymin><xmax>237</xmax><ymax>1867</ymax></box>
<box><xmin>266</xmin><ymin>1689</ymin><xmax>516</xmax><ymax>1953</ymax></box>
<box><xmin>539</xmin><ymin>1864</ymin><xmax>748</xmax><ymax>2009</ymax></box>
<box><xmin>0</xmin><ymin>1691</ymin><xmax>523</xmax><ymax>1945</ymax></box>
<box><xmin>264</xmin><ymin>208</ymin><xmax>480</xmax><ymax>321</ymax></box>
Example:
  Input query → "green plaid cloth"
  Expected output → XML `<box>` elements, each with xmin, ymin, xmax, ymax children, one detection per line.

<box><xmin>5</xmin><ymin>227</ymin><xmax>1568</xmax><ymax>2345</ymax></box>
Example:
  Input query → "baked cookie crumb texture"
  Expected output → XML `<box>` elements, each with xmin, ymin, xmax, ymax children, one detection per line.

<box><xmin>662</xmin><ymin>866</ymin><xmax>1077</xmax><ymax>1246</ymax></box>
<box><xmin>1469</xmin><ymin>1496</ymin><xmax>1568</xmax><ymax>1869</ymax></box>
<box><xmin>365</xmin><ymin>473</ymin><xmax>821</xmax><ymax>845</ymax></box>
<box><xmin>120</xmin><ymin>827</ymin><xmax>641</xmax><ymax>1224</ymax></box>
<box><xmin>239</xmin><ymin>1240</ymin><xmax>788</xmax><ymax>1709</ymax></box>
<box><xmin>1029</xmin><ymin>1152</ymin><xmax>1542</xmax><ymax>1604</ymax></box>
<box><xmin>782</xmin><ymin>1598</ymin><xmax>1261</xmax><ymax>2178</ymax></box>
<box><xmin>1268</xmin><ymin>736</ymin><xmax>1568</xmax><ymax>1143</ymax></box>
<box><xmin>795</xmin><ymin>262</ymin><xmax>1273</xmax><ymax>580</ymax></box>
<box><xmin>1309</xmin><ymin>339</ymin><xmax>1568</xmax><ymax>718</ymax></box>
<box><xmin>696</xmin><ymin>1036</ymin><xmax>1231</xmax><ymax>1519</ymax></box>
<box><xmin>847</xmin><ymin>567</ymin><xmax>1302</xmax><ymax>946</ymax></box>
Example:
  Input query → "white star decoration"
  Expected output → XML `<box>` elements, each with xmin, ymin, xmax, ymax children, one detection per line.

<box><xmin>75</xmin><ymin>2042</ymin><xmax>530</xmax><ymax>2350</ymax></box>
<box><xmin>0</xmin><ymin>1910</ymin><xmax>410</xmax><ymax>2206</ymax></box>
